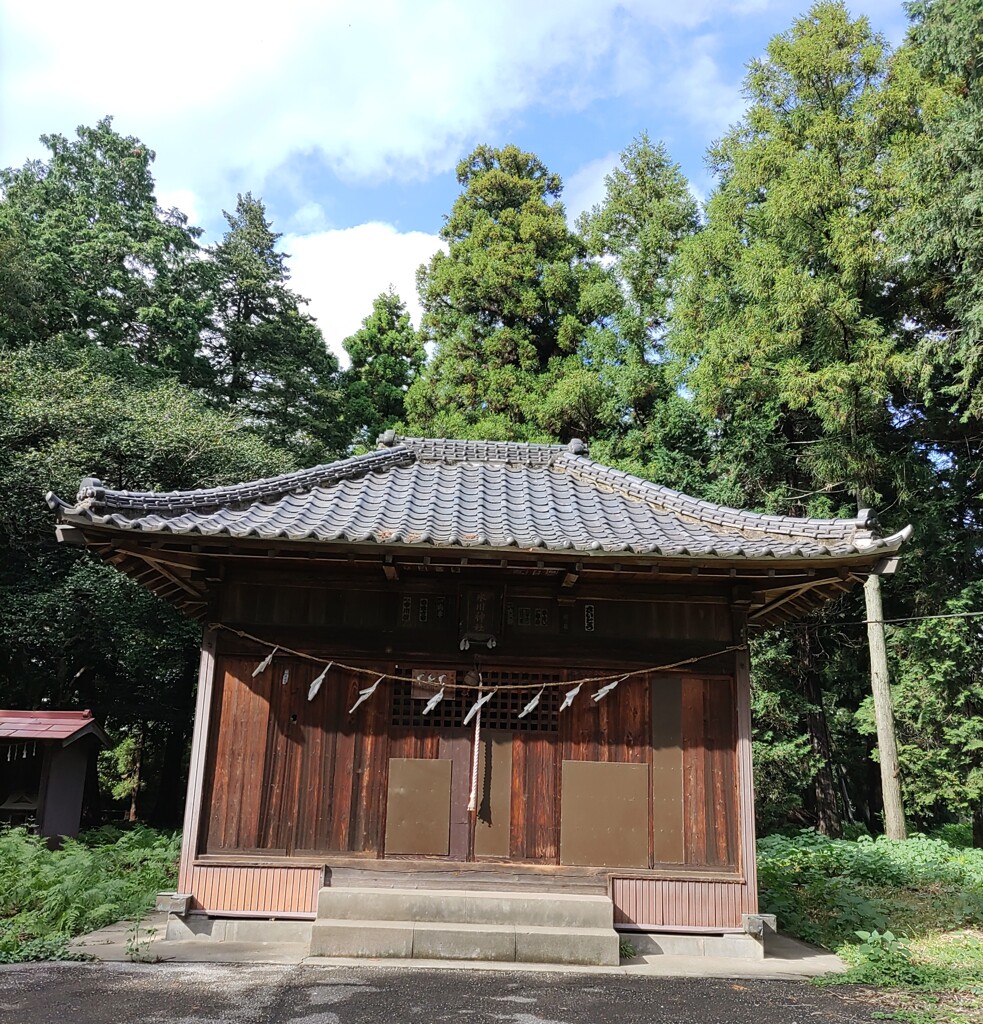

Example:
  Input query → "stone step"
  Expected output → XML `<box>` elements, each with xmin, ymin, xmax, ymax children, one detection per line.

<box><xmin>309</xmin><ymin>919</ymin><xmax>620</xmax><ymax>966</ymax></box>
<box><xmin>324</xmin><ymin>861</ymin><xmax>608</xmax><ymax>895</ymax></box>
<box><xmin>629</xmin><ymin>931</ymin><xmax>764</xmax><ymax>961</ymax></box>
<box><xmin>316</xmin><ymin>886</ymin><xmax>613</xmax><ymax>929</ymax></box>
<box><xmin>515</xmin><ymin>925</ymin><xmax>620</xmax><ymax>966</ymax></box>
<box><xmin>310</xmin><ymin>919</ymin><xmax>414</xmax><ymax>958</ymax></box>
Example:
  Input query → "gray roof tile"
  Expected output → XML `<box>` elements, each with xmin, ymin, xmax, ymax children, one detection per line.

<box><xmin>48</xmin><ymin>435</ymin><xmax>912</xmax><ymax>561</ymax></box>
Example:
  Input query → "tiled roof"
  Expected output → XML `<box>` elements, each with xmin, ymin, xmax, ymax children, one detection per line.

<box><xmin>47</xmin><ymin>435</ymin><xmax>911</xmax><ymax>561</ymax></box>
<box><xmin>0</xmin><ymin>710</ymin><xmax>108</xmax><ymax>745</ymax></box>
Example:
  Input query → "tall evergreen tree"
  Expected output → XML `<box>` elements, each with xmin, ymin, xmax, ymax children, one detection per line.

<box><xmin>206</xmin><ymin>193</ymin><xmax>344</xmax><ymax>460</ymax></box>
<box><xmin>577</xmin><ymin>134</ymin><xmax>699</xmax><ymax>354</ymax></box>
<box><xmin>671</xmin><ymin>2</ymin><xmax>924</xmax><ymax>837</ymax></box>
<box><xmin>0</xmin><ymin>118</ymin><xmax>210</xmax><ymax>382</ymax></box>
<box><xmin>571</xmin><ymin>135</ymin><xmax>709</xmax><ymax>489</ymax></box>
<box><xmin>406</xmin><ymin>145</ymin><xmax>593</xmax><ymax>440</ymax></box>
<box><xmin>895</xmin><ymin>0</ymin><xmax>983</xmax><ymax>417</ymax></box>
<box><xmin>342</xmin><ymin>289</ymin><xmax>425</xmax><ymax>446</ymax></box>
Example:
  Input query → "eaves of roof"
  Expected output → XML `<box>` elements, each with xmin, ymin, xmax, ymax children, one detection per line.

<box><xmin>46</xmin><ymin>435</ymin><xmax>912</xmax><ymax>564</ymax></box>
<box><xmin>0</xmin><ymin>709</ymin><xmax>109</xmax><ymax>746</ymax></box>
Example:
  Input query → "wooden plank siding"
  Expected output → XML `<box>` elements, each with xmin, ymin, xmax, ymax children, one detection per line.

<box><xmin>201</xmin><ymin>658</ymin><xmax>390</xmax><ymax>856</ymax></box>
<box><xmin>197</xmin><ymin>658</ymin><xmax>741</xmax><ymax>873</ymax></box>
<box><xmin>611</xmin><ymin>876</ymin><xmax>753</xmax><ymax>930</ymax></box>
<box><xmin>184</xmin><ymin>597</ymin><xmax>752</xmax><ymax>930</ymax></box>
<box><xmin>187</xmin><ymin>863</ymin><xmax>322</xmax><ymax>917</ymax></box>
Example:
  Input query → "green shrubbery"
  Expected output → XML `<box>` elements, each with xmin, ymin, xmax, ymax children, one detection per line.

<box><xmin>759</xmin><ymin>830</ymin><xmax>983</xmax><ymax>1007</ymax></box>
<box><xmin>758</xmin><ymin>830</ymin><xmax>983</xmax><ymax>950</ymax></box>
<box><xmin>0</xmin><ymin>825</ymin><xmax>179</xmax><ymax>963</ymax></box>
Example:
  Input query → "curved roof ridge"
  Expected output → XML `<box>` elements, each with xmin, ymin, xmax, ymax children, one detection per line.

<box><xmin>46</xmin><ymin>434</ymin><xmax>913</xmax><ymax>563</ymax></box>
<box><xmin>49</xmin><ymin>446</ymin><xmax>415</xmax><ymax>514</ymax></box>
<box><xmin>555</xmin><ymin>452</ymin><xmax>871</xmax><ymax>540</ymax></box>
<box><xmin>382</xmin><ymin>433</ymin><xmax>581</xmax><ymax>466</ymax></box>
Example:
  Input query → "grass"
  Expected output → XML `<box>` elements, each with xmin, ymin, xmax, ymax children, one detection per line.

<box><xmin>758</xmin><ymin>829</ymin><xmax>983</xmax><ymax>1022</ymax></box>
<box><xmin>0</xmin><ymin>824</ymin><xmax>179</xmax><ymax>963</ymax></box>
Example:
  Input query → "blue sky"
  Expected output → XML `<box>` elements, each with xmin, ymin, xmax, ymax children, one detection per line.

<box><xmin>0</xmin><ymin>1</ymin><xmax>909</xmax><ymax>359</ymax></box>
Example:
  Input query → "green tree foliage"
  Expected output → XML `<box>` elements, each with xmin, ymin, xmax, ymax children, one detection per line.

<box><xmin>4</xmin><ymin>0</ymin><xmax>983</xmax><ymax>847</ymax></box>
<box><xmin>667</xmin><ymin>2</ymin><xmax>934</xmax><ymax>836</ymax></box>
<box><xmin>407</xmin><ymin>145</ymin><xmax>592</xmax><ymax>440</ymax></box>
<box><xmin>875</xmin><ymin>583</ymin><xmax>983</xmax><ymax>840</ymax></box>
<box><xmin>895</xmin><ymin>0</ymin><xmax>983</xmax><ymax>416</ymax></box>
<box><xmin>577</xmin><ymin>133</ymin><xmax>699</xmax><ymax>353</ymax></box>
<box><xmin>205</xmin><ymin>193</ymin><xmax>344</xmax><ymax>460</ymax></box>
<box><xmin>342</xmin><ymin>289</ymin><xmax>425</xmax><ymax>446</ymax></box>
<box><xmin>672</xmin><ymin>2</ymin><xmax>917</xmax><ymax>506</ymax></box>
<box><xmin>0</xmin><ymin>117</ymin><xmax>210</xmax><ymax>381</ymax></box>
<box><xmin>569</xmin><ymin>135</ymin><xmax>711</xmax><ymax>491</ymax></box>
<box><xmin>0</xmin><ymin>343</ymin><xmax>292</xmax><ymax>822</ymax></box>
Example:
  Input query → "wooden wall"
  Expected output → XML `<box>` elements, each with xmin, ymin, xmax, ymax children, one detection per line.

<box><xmin>217</xmin><ymin>576</ymin><xmax>736</xmax><ymax>669</ymax></box>
<box><xmin>197</xmin><ymin>655</ymin><xmax>740</xmax><ymax>873</ymax></box>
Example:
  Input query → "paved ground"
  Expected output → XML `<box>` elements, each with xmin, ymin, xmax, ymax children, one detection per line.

<box><xmin>0</xmin><ymin>961</ymin><xmax>878</xmax><ymax>1023</ymax></box>
<box><xmin>69</xmin><ymin>912</ymin><xmax>847</xmax><ymax>980</ymax></box>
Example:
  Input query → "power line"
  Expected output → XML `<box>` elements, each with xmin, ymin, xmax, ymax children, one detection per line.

<box><xmin>777</xmin><ymin>609</ymin><xmax>983</xmax><ymax>630</ymax></box>
<box><xmin>862</xmin><ymin>609</ymin><xmax>983</xmax><ymax>627</ymax></box>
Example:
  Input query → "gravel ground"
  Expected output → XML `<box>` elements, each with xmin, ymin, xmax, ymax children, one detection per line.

<box><xmin>0</xmin><ymin>961</ymin><xmax>878</xmax><ymax>1023</ymax></box>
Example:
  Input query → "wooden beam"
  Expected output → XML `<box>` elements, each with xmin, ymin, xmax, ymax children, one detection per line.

<box><xmin>117</xmin><ymin>547</ymin><xmax>204</xmax><ymax>572</ymax></box>
<box><xmin>140</xmin><ymin>556</ymin><xmax>205</xmax><ymax>599</ymax></box>
<box><xmin>748</xmin><ymin>579</ymin><xmax>827</xmax><ymax>622</ymax></box>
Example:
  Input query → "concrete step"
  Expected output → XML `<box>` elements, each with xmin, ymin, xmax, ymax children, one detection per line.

<box><xmin>309</xmin><ymin>919</ymin><xmax>620</xmax><ymax>965</ymax></box>
<box><xmin>413</xmin><ymin>922</ymin><xmax>515</xmax><ymax>961</ymax></box>
<box><xmin>310</xmin><ymin>919</ymin><xmax>414</xmax><ymax>958</ymax></box>
<box><xmin>165</xmin><ymin>915</ymin><xmax>312</xmax><ymax>944</ymax></box>
<box><xmin>315</xmin><ymin>886</ymin><xmax>613</xmax><ymax>929</ymax></box>
<box><xmin>516</xmin><ymin>926</ymin><xmax>620</xmax><ymax>966</ymax></box>
<box><xmin>325</xmin><ymin>860</ymin><xmax>608</xmax><ymax>895</ymax></box>
<box><xmin>629</xmin><ymin>931</ymin><xmax>764</xmax><ymax>961</ymax></box>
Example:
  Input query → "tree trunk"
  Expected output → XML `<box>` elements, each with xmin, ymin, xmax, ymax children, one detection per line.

<box><xmin>799</xmin><ymin>630</ymin><xmax>842</xmax><ymax>837</ymax></box>
<box><xmin>973</xmin><ymin>806</ymin><xmax>983</xmax><ymax>850</ymax></box>
<box><xmin>864</xmin><ymin>573</ymin><xmax>906</xmax><ymax>840</ymax></box>
<box><xmin>127</xmin><ymin>723</ymin><xmax>144</xmax><ymax>823</ymax></box>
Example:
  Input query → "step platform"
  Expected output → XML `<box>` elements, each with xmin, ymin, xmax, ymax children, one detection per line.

<box><xmin>309</xmin><ymin>886</ymin><xmax>621</xmax><ymax>966</ymax></box>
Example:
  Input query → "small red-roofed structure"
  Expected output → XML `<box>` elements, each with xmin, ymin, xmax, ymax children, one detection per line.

<box><xmin>0</xmin><ymin>709</ymin><xmax>109</xmax><ymax>842</ymax></box>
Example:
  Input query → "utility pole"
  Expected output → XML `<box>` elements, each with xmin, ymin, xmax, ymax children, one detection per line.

<box><xmin>863</xmin><ymin>568</ymin><xmax>907</xmax><ymax>840</ymax></box>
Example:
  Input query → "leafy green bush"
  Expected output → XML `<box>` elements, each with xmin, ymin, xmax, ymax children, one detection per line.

<box><xmin>823</xmin><ymin>930</ymin><xmax>951</xmax><ymax>989</ymax></box>
<box><xmin>0</xmin><ymin>825</ymin><xmax>179</xmax><ymax>962</ymax></box>
<box><xmin>932</xmin><ymin>823</ymin><xmax>974</xmax><ymax>850</ymax></box>
<box><xmin>758</xmin><ymin>830</ymin><xmax>983</xmax><ymax>950</ymax></box>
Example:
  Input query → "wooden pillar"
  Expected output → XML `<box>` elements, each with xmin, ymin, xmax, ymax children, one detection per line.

<box><xmin>177</xmin><ymin>627</ymin><xmax>218</xmax><ymax>896</ymax></box>
<box><xmin>864</xmin><ymin>573</ymin><xmax>907</xmax><ymax>840</ymax></box>
<box><xmin>732</xmin><ymin>604</ymin><xmax>758</xmax><ymax>912</ymax></box>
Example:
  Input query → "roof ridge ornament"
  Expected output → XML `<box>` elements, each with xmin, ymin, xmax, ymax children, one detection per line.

<box><xmin>78</xmin><ymin>476</ymin><xmax>106</xmax><ymax>507</ymax></box>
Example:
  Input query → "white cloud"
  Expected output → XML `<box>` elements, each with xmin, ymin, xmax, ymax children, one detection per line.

<box><xmin>0</xmin><ymin>1</ymin><xmax>786</xmax><ymax>213</ymax></box>
<box><xmin>156</xmin><ymin>188</ymin><xmax>201</xmax><ymax>227</ymax></box>
<box><xmin>660</xmin><ymin>34</ymin><xmax>748</xmax><ymax>139</ymax></box>
<box><xmin>282</xmin><ymin>222</ymin><xmax>445</xmax><ymax>364</ymax></box>
<box><xmin>564</xmin><ymin>151</ymin><xmax>620</xmax><ymax>227</ymax></box>
<box><xmin>288</xmin><ymin>202</ymin><xmax>331</xmax><ymax>234</ymax></box>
